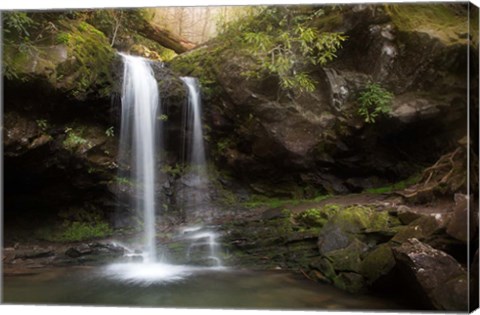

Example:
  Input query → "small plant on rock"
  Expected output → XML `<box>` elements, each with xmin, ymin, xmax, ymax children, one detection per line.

<box><xmin>36</xmin><ymin>119</ymin><xmax>49</xmax><ymax>131</ymax></box>
<box><xmin>105</xmin><ymin>126</ymin><xmax>114</xmax><ymax>137</ymax></box>
<box><xmin>357</xmin><ymin>83</ymin><xmax>393</xmax><ymax>123</ymax></box>
<box><xmin>63</xmin><ymin>127</ymin><xmax>88</xmax><ymax>150</ymax></box>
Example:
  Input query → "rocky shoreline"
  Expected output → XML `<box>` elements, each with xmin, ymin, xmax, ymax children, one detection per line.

<box><xmin>3</xmin><ymin>192</ymin><xmax>477</xmax><ymax>311</ymax></box>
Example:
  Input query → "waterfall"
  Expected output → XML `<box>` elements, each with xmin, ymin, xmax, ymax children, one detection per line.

<box><xmin>106</xmin><ymin>59</ymin><xmax>223</xmax><ymax>284</ymax></box>
<box><xmin>180</xmin><ymin>77</ymin><xmax>222</xmax><ymax>267</ymax></box>
<box><xmin>181</xmin><ymin>77</ymin><xmax>207</xmax><ymax>178</ymax></box>
<box><xmin>119</xmin><ymin>54</ymin><xmax>161</xmax><ymax>263</ymax></box>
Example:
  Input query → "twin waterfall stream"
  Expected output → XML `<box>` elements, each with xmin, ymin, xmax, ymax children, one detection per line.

<box><xmin>107</xmin><ymin>54</ymin><xmax>222</xmax><ymax>283</ymax></box>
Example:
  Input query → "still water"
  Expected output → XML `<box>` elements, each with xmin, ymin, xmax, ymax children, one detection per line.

<box><xmin>3</xmin><ymin>266</ymin><xmax>414</xmax><ymax>311</ymax></box>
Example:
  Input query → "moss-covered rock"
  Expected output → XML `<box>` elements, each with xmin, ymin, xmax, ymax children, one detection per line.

<box><xmin>312</xmin><ymin>204</ymin><xmax>406</xmax><ymax>292</ymax></box>
<box><xmin>391</xmin><ymin>215</ymin><xmax>445</xmax><ymax>244</ymax></box>
<box><xmin>317</xmin><ymin>204</ymin><xmax>402</xmax><ymax>255</ymax></box>
<box><xmin>333</xmin><ymin>272</ymin><xmax>366</xmax><ymax>293</ymax></box>
<box><xmin>54</xmin><ymin>20</ymin><xmax>116</xmax><ymax>99</ymax></box>
<box><xmin>324</xmin><ymin>238</ymin><xmax>369</xmax><ymax>273</ymax></box>
<box><xmin>295</xmin><ymin>204</ymin><xmax>340</xmax><ymax>228</ymax></box>
<box><xmin>360</xmin><ymin>244</ymin><xmax>396</xmax><ymax>284</ymax></box>
<box><xmin>4</xmin><ymin>15</ymin><xmax>117</xmax><ymax>101</ymax></box>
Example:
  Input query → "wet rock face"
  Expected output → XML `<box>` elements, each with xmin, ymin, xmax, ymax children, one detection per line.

<box><xmin>4</xmin><ymin>112</ymin><xmax>50</xmax><ymax>157</ymax></box>
<box><xmin>63</xmin><ymin>242</ymin><xmax>125</xmax><ymax>264</ymax></box>
<box><xmin>3</xmin><ymin>104</ymin><xmax>118</xmax><ymax>235</ymax></box>
<box><xmin>172</xmin><ymin>4</ymin><xmax>469</xmax><ymax>195</ymax></box>
<box><xmin>393</xmin><ymin>238</ymin><xmax>468</xmax><ymax>311</ymax></box>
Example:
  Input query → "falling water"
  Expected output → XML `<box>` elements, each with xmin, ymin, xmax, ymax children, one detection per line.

<box><xmin>180</xmin><ymin>77</ymin><xmax>222</xmax><ymax>267</ymax></box>
<box><xmin>106</xmin><ymin>59</ymin><xmax>223</xmax><ymax>284</ymax></box>
<box><xmin>119</xmin><ymin>54</ymin><xmax>161</xmax><ymax>263</ymax></box>
<box><xmin>181</xmin><ymin>77</ymin><xmax>207</xmax><ymax>176</ymax></box>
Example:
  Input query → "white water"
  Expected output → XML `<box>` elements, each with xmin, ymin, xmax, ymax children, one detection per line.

<box><xmin>180</xmin><ymin>77</ymin><xmax>222</xmax><ymax>267</ymax></box>
<box><xmin>120</xmin><ymin>54</ymin><xmax>160</xmax><ymax>263</ymax></box>
<box><xmin>105</xmin><ymin>263</ymin><xmax>196</xmax><ymax>285</ymax></box>
<box><xmin>185</xmin><ymin>230</ymin><xmax>222</xmax><ymax>267</ymax></box>
<box><xmin>181</xmin><ymin>77</ymin><xmax>206</xmax><ymax>169</ymax></box>
<box><xmin>114</xmin><ymin>60</ymin><xmax>223</xmax><ymax>284</ymax></box>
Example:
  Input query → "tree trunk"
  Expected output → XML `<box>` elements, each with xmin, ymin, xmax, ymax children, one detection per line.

<box><xmin>136</xmin><ymin>20</ymin><xmax>196</xmax><ymax>54</ymax></box>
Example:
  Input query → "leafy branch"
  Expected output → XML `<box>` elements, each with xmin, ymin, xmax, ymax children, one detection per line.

<box><xmin>227</xmin><ymin>7</ymin><xmax>347</xmax><ymax>93</ymax></box>
<box><xmin>357</xmin><ymin>83</ymin><xmax>393</xmax><ymax>123</ymax></box>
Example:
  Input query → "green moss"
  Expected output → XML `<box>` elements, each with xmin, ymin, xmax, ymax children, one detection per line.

<box><xmin>360</xmin><ymin>244</ymin><xmax>396</xmax><ymax>284</ymax></box>
<box><xmin>310</xmin><ymin>257</ymin><xmax>337</xmax><ymax>279</ymax></box>
<box><xmin>333</xmin><ymin>272</ymin><xmax>365</xmax><ymax>293</ymax></box>
<box><xmin>243</xmin><ymin>195</ymin><xmax>298</xmax><ymax>208</ymax></box>
<box><xmin>131</xmin><ymin>34</ymin><xmax>177</xmax><ymax>61</ymax></box>
<box><xmin>115</xmin><ymin>176</ymin><xmax>134</xmax><ymax>187</ymax></box>
<box><xmin>63</xmin><ymin>127</ymin><xmax>91</xmax><ymax>151</ymax></box>
<box><xmin>391</xmin><ymin>215</ymin><xmax>442</xmax><ymax>244</ymax></box>
<box><xmin>367</xmin><ymin>210</ymin><xmax>402</xmax><ymax>234</ymax></box>
<box><xmin>4</xmin><ymin>13</ymin><xmax>115</xmax><ymax>99</ymax></box>
<box><xmin>35</xmin><ymin>119</ymin><xmax>49</xmax><ymax>131</ymax></box>
<box><xmin>296</xmin><ymin>204</ymin><xmax>340</xmax><ymax>227</ymax></box>
<box><xmin>171</xmin><ymin>46</ymin><xmax>225</xmax><ymax>99</ymax></box>
<box><xmin>218</xmin><ymin>189</ymin><xmax>239</xmax><ymax>207</ymax></box>
<box><xmin>325</xmin><ymin>238</ymin><xmax>368</xmax><ymax>273</ymax></box>
<box><xmin>60</xmin><ymin>221</ymin><xmax>112</xmax><ymax>241</ymax></box>
<box><xmin>243</xmin><ymin>193</ymin><xmax>331</xmax><ymax>209</ymax></box>
<box><xmin>386</xmin><ymin>4</ymin><xmax>468</xmax><ymax>45</ymax></box>
<box><xmin>161</xmin><ymin>163</ymin><xmax>184</xmax><ymax>177</ymax></box>
<box><xmin>56</xmin><ymin>19</ymin><xmax>115</xmax><ymax>98</ymax></box>
<box><xmin>365</xmin><ymin>173</ymin><xmax>421</xmax><ymax>194</ymax></box>
<box><xmin>331</xmin><ymin>205</ymin><xmax>373</xmax><ymax>232</ymax></box>
<box><xmin>268</xmin><ymin>210</ymin><xmax>295</xmax><ymax>242</ymax></box>
<box><xmin>35</xmin><ymin>208</ymin><xmax>113</xmax><ymax>242</ymax></box>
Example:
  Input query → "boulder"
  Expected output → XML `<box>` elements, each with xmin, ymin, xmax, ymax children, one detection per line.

<box><xmin>446</xmin><ymin>193</ymin><xmax>475</xmax><ymax>243</ymax></box>
<box><xmin>318</xmin><ymin>225</ymin><xmax>355</xmax><ymax>255</ymax></box>
<box><xmin>318</xmin><ymin>205</ymin><xmax>401</xmax><ymax>255</ymax></box>
<box><xmin>65</xmin><ymin>244</ymin><xmax>93</xmax><ymax>258</ymax></box>
<box><xmin>315</xmin><ymin>205</ymin><xmax>403</xmax><ymax>292</ymax></box>
<box><xmin>391</xmin><ymin>214</ymin><xmax>446</xmax><ymax>244</ymax></box>
<box><xmin>395</xmin><ymin>205</ymin><xmax>422</xmax><ymax>225</ymax></box>
<box><xmin>324</xmin><ymin>239</ymin><xmax>369</xmax><ymax>273</ymax></box>
<box><xmin>393</xmin><ymin>238</ymin><xmax>468</xmax><ymax>311</ymax></box>
<box><xmin>360</xmin><ymin>244</ymin><xmax>396</xmax><ymax>284</ymax></box>
<box><xmin>333</xmin><ymin>272</ymin><xmax>366</xmax><ymax>293</ymax></box>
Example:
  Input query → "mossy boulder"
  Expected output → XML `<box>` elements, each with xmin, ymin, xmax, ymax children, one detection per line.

<box><xmin>317</xmin><ymin>205</ymin><xmax>402</xmax><ymax>254</ymax></box>
<box><xmin>324</xmin><ymin>238</ymin><xmax>369</xmax><ymax>273</ymax></box>
<box><xmin>4</xmin><ymin>17</ymin><xmax>117</xmax><ymax>101</ymax></box>
<box><xmin>391</xmin><ymin>215</ymin><xmax>445</xmax><ymax>244</ymax></box>
<box><xmin>295</xmin><ymin>204</ymin><xmax>340</xmax><ymax>228</ymax></box>
<box><xmin>54</xmin><ymin>20</ymin><xmax>117</xmax><ymax>99</ymax></box>
<box><xmin>333</xmin><ymin>272</ymin><xmax>366</xmax><ymax>293</ymax></box>
<box><xmin>360</xmin><ymin>244</ymin><xmax>396</xmax><ymax>284</ymax></box>
<box><xmin>314</xmin><ymin>204</ymin><xmax>405</xmax><ymax>292</ymax></box>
